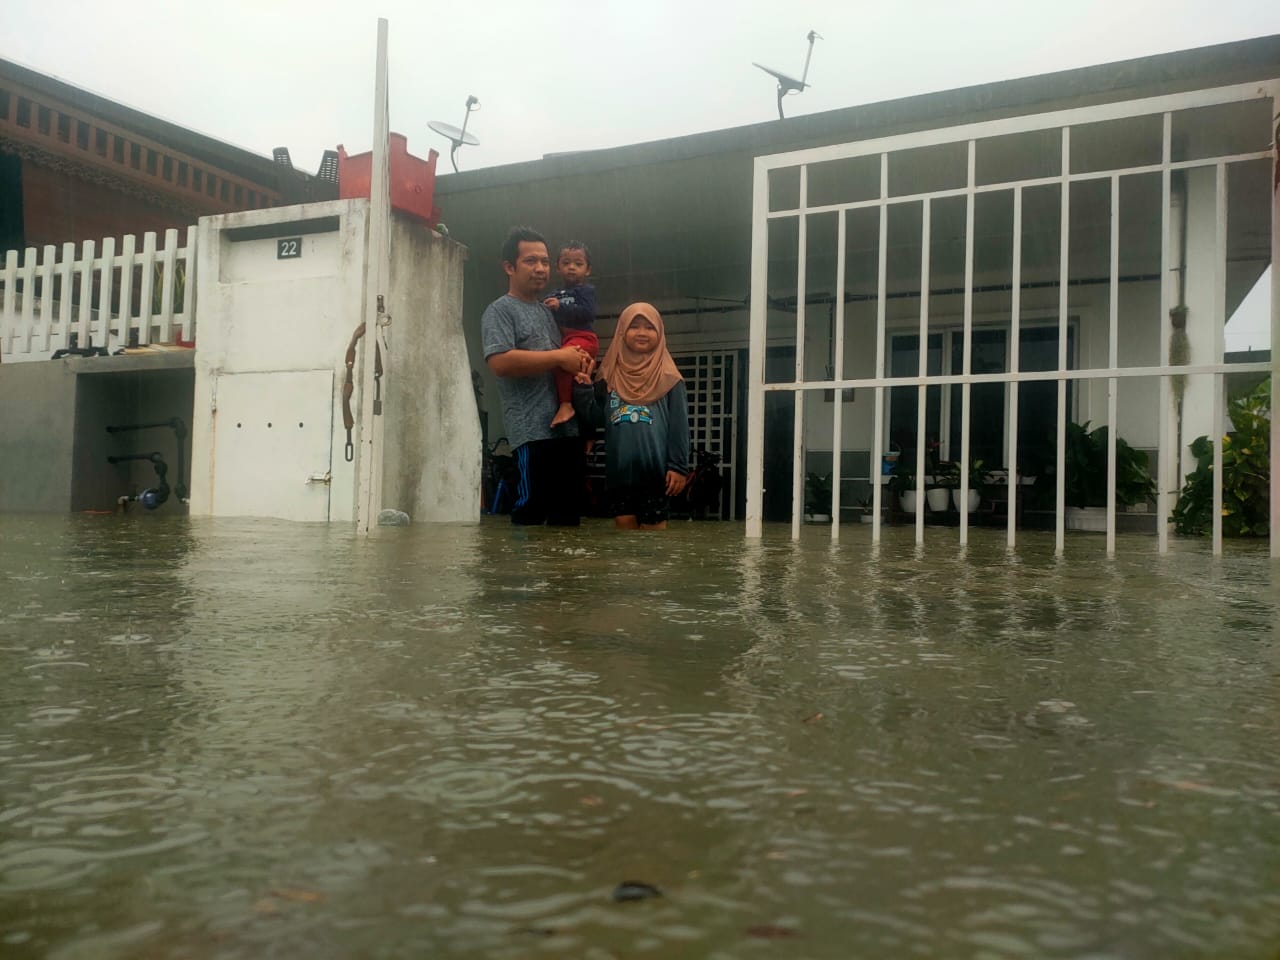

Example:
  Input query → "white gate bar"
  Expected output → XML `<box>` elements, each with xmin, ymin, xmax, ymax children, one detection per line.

<box><xmin>180</xmin><ymin>225</ymin><xmax>197</xmax><ymax>344</ymax></box>
<box><xmin>766</xmin><ymin>360</ymin><xmax>1267</xmax><ymax>392</ymax></box>
<box><xmin>1272</xmin><ymin>97</ymin><xmax>1280</xmax><ymax>556</ymax></box>
<box><xmin>915</xmin><ymin>199</ymin><xmax>931</xmax><ymax>544</ymax></box>
<box><xmin>1158</xmin><ymin>113</ymin><xmax>1173</xmax><ymax>555</ymax></box>
<box><xmin>959</xmin><ymin>140</ymin><xmax>976</xmax><ymax>546</ymax></box>
<box><xmin>746</xmin><ymin>165</ymin><xmax>769</xmax><ymax>537</ymax></box>
<box><xmin>75</xmin><ymin>239</ymin><xmax>94</xmax><ymax>352</ymax></box>
<box><xmin>755</xmin><ymin>81</ymin><xmax>1276</xmax><ymax>173</ymax></box>
<box><xmin>137</xmin><ymin>232</ymin><xmax>157</xmax><ymax>345</ymax></box>
<box><xmin>830</xmin><ymin>207</ymin><xmax>846</xmax><ymax>540</ymax></box>
<box><xmin>1008</xmin><ymin>187</ymin><xmax>1023</xmax><ymax>549</ymax></box>
<box><xmin>158</xmin><ymin>228</ymin><xmax>178</xmax><ymax>345</ymax></box>
<box><xmin>2</xmin><ymin>250</ymin><xmax>16</xmax><ymax>355</ymax></box>
<box><xmin>1212</xmin><ymin>162</ymin><xmax>1228</xmax><ymax>556</ymax></box>
<box><xmin>96</xmin><ymin>237</ymin><xmax>116</xmax><ymax>351</ymax></box>
<box><xmin>1107</xmin><ymin>175</ymin><xmax>1120</xmax><ymax>556</ymax></box>
<box><xmin>116</xmin><ymin>234</ymin><xmax>136</xmax><ymax>350</ymax></box>
<box><xmin>1055</xmin><ymin>128</ymin><xmax>1071</xmax><ymax>556</ymax></box>
<box><xmin>791</xmin><ymin>165</ymin><xmax>809</xmax><ymax>540</ymax></box>
<box><xmin>871</xmin><ymin>153</ymin><xmax>889</xmax><ymax>543</ymax></box>
<box><xmin>767</xmin><ymin>152</ymin><xmax>1273</xmax><ymax>220</ymax></box>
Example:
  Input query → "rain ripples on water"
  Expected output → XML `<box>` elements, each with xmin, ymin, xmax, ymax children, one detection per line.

<box><xmin>0</xmin><ymin>514</ymin><xmax>1277</xmax><ymax>958</ymax></box>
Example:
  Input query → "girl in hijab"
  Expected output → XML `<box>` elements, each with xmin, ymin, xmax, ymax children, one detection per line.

<box><xmin>575</xmin><ymin>302</ymin><xmax>689</xmax><ymax>529</ymax></box>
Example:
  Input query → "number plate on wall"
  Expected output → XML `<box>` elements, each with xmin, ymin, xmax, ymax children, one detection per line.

<box><xmin>277</xmin><ymin>238</ymin><xmax>302</xmax><ymax>259</ymax></box>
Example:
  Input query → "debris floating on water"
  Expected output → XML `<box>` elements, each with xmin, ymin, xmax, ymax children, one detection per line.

<box><xmin>377</xmin><ymin>509</ymin><xmax>411</xmax><ymax>526</ymax></box>
<box><xmin>612</xmin><ymin>881</ymin><xmax>662</xmax><ymax>902</ymax></box>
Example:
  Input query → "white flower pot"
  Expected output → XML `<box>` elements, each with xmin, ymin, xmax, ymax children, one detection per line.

<box><xmin>926</xmin><ymin>488</ymin><xmax>950</xmax><ymax>512</ymax></box>
<box><xmin>952</xmin><ymin>489</ymin><xmax>981</xmax><ymax>512</ymax></box>
<box><xmin>900</xmin><ymin>490</ymin><xmax>918</xmax><ymax>513</ymax></box>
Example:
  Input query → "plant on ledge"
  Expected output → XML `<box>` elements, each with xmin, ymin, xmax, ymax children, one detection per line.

<box><xmin>804</xmin><ymin>472</ymin><xmax>833</xmax><ymax>519</ymax></box>
<box><xmin>1172</xmin><ymin>378</ymin><xmax>1270</xmax><ymax>537</ymax></box>
<box><xmin>1064</xmin><ymin>422</ymin><xmax>1156</xmax><ymax>509</ymax></box>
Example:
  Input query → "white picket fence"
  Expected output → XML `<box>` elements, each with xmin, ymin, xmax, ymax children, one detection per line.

<box><xmin>0</xmin><ymin>226</ymin><xmax>197</xmax><ymax>363</ymax></box>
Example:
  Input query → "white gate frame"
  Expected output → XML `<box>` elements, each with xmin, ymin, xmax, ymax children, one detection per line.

<box><xmin>747</xmin><ymin>80</ymin><xmax>1279</xmax><ymax>556</ymax></box>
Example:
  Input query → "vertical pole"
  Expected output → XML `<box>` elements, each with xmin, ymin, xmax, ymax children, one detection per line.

<box><xmin>357</xmin><ymin>18</ymin><xmax>392</xmax><ymax>535</ymax></box>
<box><xmin>1158</xmin><ymin>113</ymin><xmax>1173</xmax><ymax>555</ymax></box>
<box><xmin>791</xmin><ymin>167</ymin><xmax>808</xmax><ymax>541</ymax></box>
<box><xmin>916</xmin><ymin>200</ymin><xmax>931</xmax><ymax>545</ymax></box>
<box><xmin>745</xmin><ymin>161</ymin><xmax>769</xmax><ymax>538</ymax></box>
<box><xmin>1211</xmin><ymin>162</ymin><xmax>1227</xmax><ymax>556</ymax></box>
<box><xmin>831</xmin><ymin>209</ymin><xmax>847</xmax><ymax>540</ymax></box>
<box><xmin>1271</xmin><ymin>101</ymin><xmax>1280</xmax><ymax>556</ymax></box>
<box><xmin>872</xmin><ymin>153</ymin><xmax>888</xmax><ymax>543</ymax></box>
<box><xmin>1008</xmin><ymin>187</ymin><xmax>1022</xmax><ymax>549</ymax></box>
<box><xmin>959</xmin><ymin>141</ymin><xmax>975</xmax><ymax>545</ymax></box>
<box><xmin>1106</xmin><ymin>174</ymin><xmax>1119</xmax><ymax>557</ymax></box>
<box><xmin>1055</xmin><ymin>128</ymin><xmax>1071</xmax><ymax>556</ymax></box>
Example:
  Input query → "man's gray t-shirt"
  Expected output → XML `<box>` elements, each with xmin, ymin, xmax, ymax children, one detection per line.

<box><xmin>481</xmin><ymin>295</ymin><xmax>577</xmax><ymax>449</ymax></box>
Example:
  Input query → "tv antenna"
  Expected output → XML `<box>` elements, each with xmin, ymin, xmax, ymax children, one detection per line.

<box><xmin>753</xmin><ymin>30</ymin><xmax>822</xmax><ymax>120</ymax></box>
<box><xmin>429</xmin><ymin>95</ymin><xmax>480</xmax><ymax>173</ymax></box>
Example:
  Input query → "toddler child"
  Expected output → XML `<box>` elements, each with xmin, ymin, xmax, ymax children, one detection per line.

<box><xmin>543</xmin><ymin>242</ymin><xmax>598</xmax><ymax>427</ymax></box>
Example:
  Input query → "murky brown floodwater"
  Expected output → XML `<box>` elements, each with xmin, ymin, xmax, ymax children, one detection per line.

<box><xmin>1</xmin><ymin>514</ymin><xmax>1277</xmax><ymax>959</ymax></box>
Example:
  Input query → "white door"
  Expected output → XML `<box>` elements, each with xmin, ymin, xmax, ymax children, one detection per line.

<box><xmin>209</xmin><ymin>370</ymin><xmax>334</xmax><ymax>521</ymax></box>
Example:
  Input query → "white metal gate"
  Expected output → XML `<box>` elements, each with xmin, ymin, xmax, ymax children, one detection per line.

<box><xmin>674</xmin><ymin>350</ymin><xmax>738</xmax><ymax>520</ymax></box>
<box><xmin>746</xmin><ymin>80</ymin><xmax>1279</xmax><ymax>556</ymax></box>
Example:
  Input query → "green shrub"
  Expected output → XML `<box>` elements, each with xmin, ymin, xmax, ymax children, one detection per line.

<box><xmin>1172</xmin><ymin>378</ymin><xmax>1271</xmax><ymax>537</ymax></box>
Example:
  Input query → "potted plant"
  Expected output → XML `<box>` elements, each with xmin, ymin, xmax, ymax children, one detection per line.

<box><xmin>1064</xmin><ymin>422</ymin><xmax>1156</xmax><ymax>530</ymax></box>
<box><xmin>951</xmin><ymin>459</ymin><xmax>986</xmax><ymax>513</ymax></box>
<box><xmin>804</xmin><ymin>472</ymin><xmax>833</xmax><ymax>522</ymax></box>
<box><xmin>930</xmin><ymin>460</ymin><xmax>959</xmax><ymax>513</ymax></box>
<box><xmin>890</xmin><ymin>461</ymin><xmax>918</xmax><ymax>514</ymax></box>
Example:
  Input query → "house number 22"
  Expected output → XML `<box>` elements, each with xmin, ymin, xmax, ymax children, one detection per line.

<box><xmin>277</xmin><ymin>238</ymin><xmax>302</xmax><ymax>259</ymax></box>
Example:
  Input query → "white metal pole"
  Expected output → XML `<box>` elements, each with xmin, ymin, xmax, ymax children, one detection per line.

<box><xmin>1211</xmin><ymin>162</ymin><xmax>1227</xmax><ymax>556</ymax></box>
<box><xmin>1007</xmin><ymin>187</ymin><xmax>1022</xmax><ymax>549</ymax></box>
<box><xmin>870</xmin><ymin>152</ymin><xmax>890</xmax><ymax>542</ymax></box>
<box><xmin>1271</xmin><ymin>100</ymin><xmax>1280</xmax><ymax>555</ymax></box>
<box><xmin>959</xmin><ymin>141</ymin><xmax>975</xmax><ymax>546</ymax></box>
<box><xmin>1158</xmin><ymin>113</ymin><xmax>1173</xmax><ymax>555</ymax></box>
<box><xmin>1055</xmin><ymin>128</ymin><xmax>1071</xmax><ymax>556</ymax></box>
<box><xmin>791</xmin><ymin>166</ymin><xmax>809</xmax><ymax>541</ymax></box>
<box><xmin>356</xmin><ymin>18</ymin><xmax>392</xmax><ymax>536</ymax></box>
<box><xmin>831</xmin><ymin>209</ymin><xmax>847</xmax><ymax>540</ymax></box>
<box><xmin>1107</xmin><ymin>174</ymin><xmax>1119</xmax><ymax>556</ymax></box>
<box><xmin>745</xmin><ymin>161</ymin><xmax>770</xmax><ymax>538</ymax></box>
<box><xmin>916</xmin><ymin>199</ymin><xmax>930</xmax><ymax>545</ymax></box>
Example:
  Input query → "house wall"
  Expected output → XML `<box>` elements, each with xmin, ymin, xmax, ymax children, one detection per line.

<box><xmin>22</xmin><ymin>162</ymin><xmax>184</xmax><ymax>248</ymax></box>
<box><xmin>382</xmin><ymin>217</ymin><xmax>481</xmax><ymax>523</ymax></box>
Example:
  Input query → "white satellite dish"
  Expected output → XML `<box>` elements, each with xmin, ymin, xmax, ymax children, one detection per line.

<box><xmin>753</xmin><ymin>30</ymin><xmax>822</xmax><ymax>119</ymax></box>
<box><xmin>429</xmin><ymin>95</ymin><xmax>480</xmax><ymax>172</ymax></box>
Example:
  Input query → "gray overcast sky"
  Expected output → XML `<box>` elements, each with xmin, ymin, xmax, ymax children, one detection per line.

<box><xmin>5</xmin><ymin>0</ymin><xmax>1277</xmax><ymax>343</ymax></box>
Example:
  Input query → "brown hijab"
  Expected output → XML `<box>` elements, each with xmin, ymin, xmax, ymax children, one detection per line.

<box><xmin>599</xmin><ymin>302</ymin><xmax>683</xmax><ymax>405</ymax></box>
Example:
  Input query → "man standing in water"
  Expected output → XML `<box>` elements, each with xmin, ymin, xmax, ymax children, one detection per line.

<box><xmin>482</xmin><ymin>227</ymin><xmax>593</xmax><ymax>526</ymax></box>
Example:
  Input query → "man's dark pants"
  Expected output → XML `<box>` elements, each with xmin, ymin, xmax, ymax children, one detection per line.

<box><xmin>510</xmin><ymin>436</ymin><xmax>583</xmax><ymax>526</ymax></box>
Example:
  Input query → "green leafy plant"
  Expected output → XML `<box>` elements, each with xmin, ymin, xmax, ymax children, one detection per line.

<box><xmin>1172</xmin><ymin>378</ymin><xmax>1270</xmax><ymax>537</ymax></box>
<box><xmin>1064</xmin><ymin>421</ymin><xmax>1156</xmax><ymax>508</ymax></box>
<box><xmin>804</xmin><ymin>472</ymin><xmax>833</xmax><ymax>516</ymax></box>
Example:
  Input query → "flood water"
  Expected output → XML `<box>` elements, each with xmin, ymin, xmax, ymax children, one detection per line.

<box><xmin>1</xmin><ymin>514</ymin><xmax>1277</xmax><ymax>959</ymax></box>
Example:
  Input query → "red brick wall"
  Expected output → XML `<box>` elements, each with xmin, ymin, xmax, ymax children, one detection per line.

<box><xmin>22</xmin><ymin>161</ymin><xmax>191</xmax><ymax>249</ymax></box>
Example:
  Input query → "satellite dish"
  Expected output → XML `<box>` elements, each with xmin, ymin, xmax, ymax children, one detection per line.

<box><xmin>429</xmin><ymin>95</ymin><xmax>481</xmax><ymax>173</ymax></box>
<box><xmin>753</xmin><ymin>30</ymin><xmax>822</xmax><ymax>120</ymax></box>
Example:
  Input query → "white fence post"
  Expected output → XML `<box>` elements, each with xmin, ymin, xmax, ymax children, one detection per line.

<box><xmin>1</xmin><ymin>226</ymin><xmax>195</xmax><ymax>362</ymax></box>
